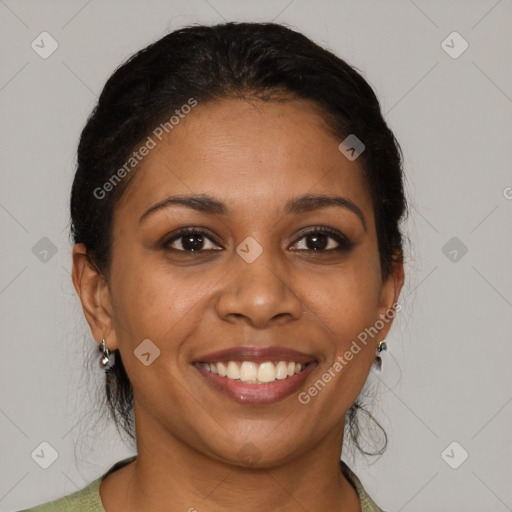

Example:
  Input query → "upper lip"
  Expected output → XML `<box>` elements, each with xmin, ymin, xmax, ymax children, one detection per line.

<box><xmin>193</xmin><ymin>346</ymin><xmax>317</xmax><ymax>365</ymax></box>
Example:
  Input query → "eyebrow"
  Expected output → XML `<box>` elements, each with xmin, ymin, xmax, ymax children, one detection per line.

<box><xmin>139</xmin><ymin>193</ymin><xmax>366</xmax><ymax>230</ymax></box>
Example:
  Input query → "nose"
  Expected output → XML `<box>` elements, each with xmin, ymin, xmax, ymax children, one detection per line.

<box><xmin>215</xmin><ymin>242</ymin><xmax>303</xmax><ymax>328</ymax></box>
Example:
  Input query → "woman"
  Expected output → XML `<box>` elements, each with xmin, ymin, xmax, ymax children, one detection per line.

<box><xmin>21</xmin><ymin>21</ymin><xmax>405</xmax><ymax>512</ymax></box>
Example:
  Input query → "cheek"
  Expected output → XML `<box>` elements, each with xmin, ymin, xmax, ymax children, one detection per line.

<box><xmin>108</xmin><ymin>263</ymin><xmax>209</xmax><ymax>407</ymax></box>
<box><xmin>112</xmin><ymin>267</ymin><xmax>206</xmax><ymax>340</ymax></box>
<box><xmin>299</xmin><ymin>273</ymin><xmax>380</xmax><ymax>422</ymax></box>
<box><xmin>305</xmin><ymin>256</ymin><xmax>382</xmax><ymax>341</ymax></box>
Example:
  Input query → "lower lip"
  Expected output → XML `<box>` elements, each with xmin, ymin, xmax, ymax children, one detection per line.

<box><xmin>194</xmin><ymin>363</ymin><xmax>317</xmax><ymax>405</ymax></box>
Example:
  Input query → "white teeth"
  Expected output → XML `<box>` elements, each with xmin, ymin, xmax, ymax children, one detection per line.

<box><xmin>217</xmin><ymin>362</ymin><xmax>227</xmax><ymax>377</ymax></box>
<box><xmin>275</xmin><ymin>361</ymin><xmax>288</xmax><ymax>380</ymax></box>
<box><xmin>239</xmin><ymin>361</ymin><xmax>257</xmax><ymax>382</ymax></box>
<box><xmin>257</xmin><ymin>362</ymin><xmax>276</xmax><ymax>382</ymax></box>
<box><xmin>201</xmin><ymin>360</ymin><xmax>308</xmax><ymax>383</ymax></box>
<box><xmin>226</xmin><ymin>361</ymin><xmax>240</xmax><ymax>379</ymax></box>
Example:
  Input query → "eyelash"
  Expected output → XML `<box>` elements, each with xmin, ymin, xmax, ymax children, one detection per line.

<box><xmin>162</xmin><ymin>226</ymin><xmax>354</xmax><ymax>254</ymax></box>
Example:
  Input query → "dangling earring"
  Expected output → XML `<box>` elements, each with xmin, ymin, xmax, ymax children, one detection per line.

<box><xmin>374</xmin><ymin>340</ymin><xmax>387</xmax><ymax>371</ymax></box>
<box><xmin>99</xmin><ymin>338</ymin><xmax>115</xmax><ymax>372</ymax></box>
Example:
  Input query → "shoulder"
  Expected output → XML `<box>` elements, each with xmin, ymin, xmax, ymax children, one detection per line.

<box><xmin>15</xmin><ymin>479</ymin><xmax>102</xmax><ymax>512</ymax></box>
<box><xmin>340</xmin><ymin>459</ymin><xmax>387</xmax><ymax>512</ymax></box>
<box><xmin>16</xmin><ymin>456</ymin><xmax>137</xmax><ymax>512</ymax></box>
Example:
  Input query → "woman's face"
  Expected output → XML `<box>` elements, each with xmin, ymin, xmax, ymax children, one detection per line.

<box><xmin>76</xmin><ymin>97</ymin><xmax>403</xmax><ymax>466</ymax></box>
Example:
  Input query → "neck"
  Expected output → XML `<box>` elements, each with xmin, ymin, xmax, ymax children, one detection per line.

<box><xmin>100</xmin><ymin>406</ymin><xmax>362</xmax><ymax>512</ymax></box>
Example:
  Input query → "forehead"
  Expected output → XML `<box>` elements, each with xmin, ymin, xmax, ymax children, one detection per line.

<box><xmin>115</xmin><ymin>98</ymin><xmax>374</xmax><ymax>223</ymax></box>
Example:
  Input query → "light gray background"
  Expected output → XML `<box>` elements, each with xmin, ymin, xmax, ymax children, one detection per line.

<box><xmin>1</xmin><ymin>1</ymin><xmax>511</xmax><ymax>511</ymax></box>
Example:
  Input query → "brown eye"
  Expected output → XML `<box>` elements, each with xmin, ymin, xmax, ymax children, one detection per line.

<box><xmin>163</xmin><ymin>228</ymin><xmax>222</xmax><ymax>253</ymax></box>
<box><xmin>291</xmin><ymin>227</ymin><xmax>353</xmax><ymax>252</ymax></box>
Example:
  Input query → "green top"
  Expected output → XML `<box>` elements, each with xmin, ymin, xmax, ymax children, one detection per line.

<box><xmin>18</xmin><ymin>456</ymin><xmax>385</xmax><ymax>512</ymax></box>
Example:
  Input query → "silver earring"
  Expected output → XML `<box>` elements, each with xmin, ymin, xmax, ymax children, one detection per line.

<box><xmin>99</xmin><ymin>338</ymin><xmax>115</xmax><ymax>372</ymax></box>
<box><xmin>377</xmin><ymin>340</ymin><xmax>387</xmax><ymax>353</ymax></box>
<box><xmin>374</xmin><ymin>340</ymin><xmax>387</xmax><ymax>371</ymax></box>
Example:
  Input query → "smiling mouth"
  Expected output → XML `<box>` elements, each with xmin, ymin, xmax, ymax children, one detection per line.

<box><xmin>197</xmin><ymin>360</ymin><xmax>310</xmax><ymax>384</ymax></box>
<box><xmin>194</xmin><ymin>359</ymin><xmax>318</xmax><ymax>405</ymax></box>
<box><xmin>192</xmin><ymin>346</ymin><xmax>318</xmax><ymax>404</ymax></box>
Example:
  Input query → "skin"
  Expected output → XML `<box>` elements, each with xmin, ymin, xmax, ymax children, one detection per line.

<box><xmin>72</xmin><ymin>97</ymin><xmax>404</xmax><ymax>512</ymax></box>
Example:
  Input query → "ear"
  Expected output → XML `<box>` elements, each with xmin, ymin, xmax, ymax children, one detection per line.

<box><xmin>376</xmin><ymin>252</ymin><xmax>405</xmax><ymax>341</ymax></box>
<box><xmin>71</xmin><ymin>243</ymin><xmax>119</xmax><ymax>351</ymax></box>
